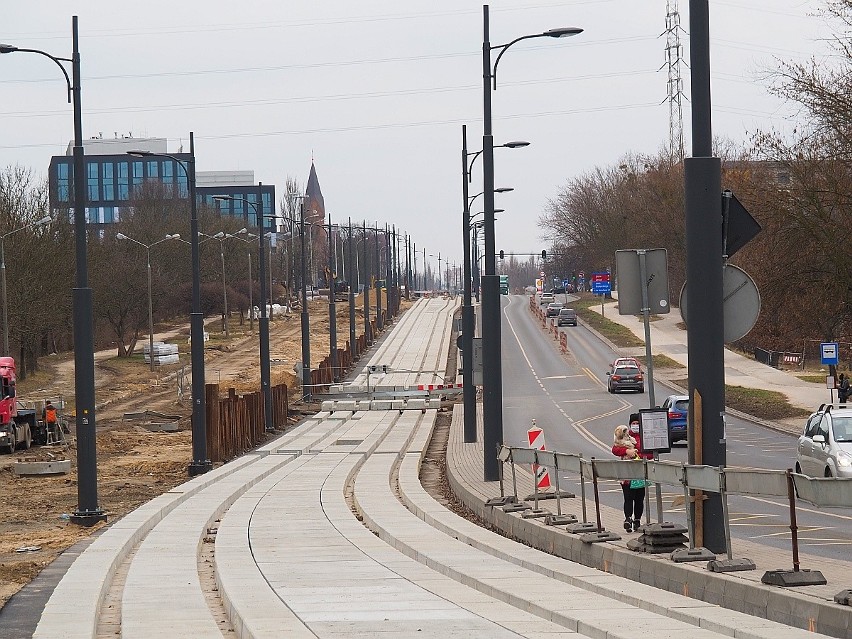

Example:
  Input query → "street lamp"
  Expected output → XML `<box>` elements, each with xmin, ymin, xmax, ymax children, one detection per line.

<box><xmin>200</xmin><ymin>231</ymin><xmax>231</xmax><ymax>338</ymax></box>
<box><xmin>1</xmin><ymin>215</ymin><xmax>51</xmax><ymax>356</ymax></box>
<box><xmin>214</xmin><ymin>192</ymin><xmax>276</xmax><ymax>430</ymax></box>
<box><xmin>429</xmin><ymin>253</ymin><xmax>443</xmax><ymax>290</ymax></box>
<box><xmin>225</xmin><ymin>230</ymin><xmax>256</xmax><ymax>333</ymax></box>
<box><xmin>128</xmin><ymin>133</ymin><xmax>212</xmax><ymax>476</ymax></box>
<box><xmin>1</xmin><ymin>18</ymin><xmax>106</xmax><ymax>524</ymax></box>
<box><xmin>480</xmin><ymin>4</ymin><xmax>582</xmax><ymax>480</ymax></box>
<box><xmin>115</xmin><ymin>232</ymin><xmax>181</xmax><ymax>372</ymax></box>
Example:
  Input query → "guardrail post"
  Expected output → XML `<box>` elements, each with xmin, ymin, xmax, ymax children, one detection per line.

<box><xmin>787</xmin><ymin>469</ymin><xmax>801</xmax><ymax>572</ymax></box>
<box><xmin>579</xmin><ymin>455</ymin><xmax>588</xmax><ymax>523</ymax></box>
<box><xmin>591</xmin><ymin>457</ymin><xmax>603</xmax><ymax>531</ymax></box>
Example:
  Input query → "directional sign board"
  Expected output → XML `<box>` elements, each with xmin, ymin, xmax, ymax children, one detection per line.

<box><xmin>821</xmin><ymin>342</ymin><xmax>839</xmax><ymax>366</ymax></box>
<box><xmin>590</xmin><ymin>272</ymin><xmax>611</xmax><ymax>295</ymax></box>
<box><xmin>562</xmin><ymin>279</ymin><xmax>570</xmax><ymax>289</ymax></box>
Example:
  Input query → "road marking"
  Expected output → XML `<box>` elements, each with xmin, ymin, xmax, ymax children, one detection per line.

<box><xmin>743</xmin><ymin>495</ymin><xmax>852</xmax><ymax>522</ymax></box>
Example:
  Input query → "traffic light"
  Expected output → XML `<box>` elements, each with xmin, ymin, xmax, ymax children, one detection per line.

<box><xmin>499</xmin><ymin>250</ymin><xmax>504</xmax><ymax>259</ymax></box>
<box><xmin>541</xmin><ymin>250</ymin><xmax>547</xmax><ymax>259</ymax></box>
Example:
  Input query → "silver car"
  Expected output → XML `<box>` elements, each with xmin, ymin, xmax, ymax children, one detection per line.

<box><xmin>796</xmin><ymin>407</ymin><xmax>852</xmax><ymax>478</ymax></box>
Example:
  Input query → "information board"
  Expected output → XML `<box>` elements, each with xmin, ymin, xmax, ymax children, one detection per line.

<box><xmin>639</xmin><ymin>408</ymin><xmax>670</xmax><ymax>454</ymax></box>
<box><xmin>590</xmin><ymin>272</ymin><xmax>611</xmax><ymax>295</ymax></box>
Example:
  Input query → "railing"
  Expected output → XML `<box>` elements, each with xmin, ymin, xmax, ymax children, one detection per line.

<box><xmin>498</xmin><ymin>445</ymin><xmax>852</xmax><ymax>577</ymax></box>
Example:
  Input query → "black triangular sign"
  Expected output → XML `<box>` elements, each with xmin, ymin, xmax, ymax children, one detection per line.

<box><xmin>724</xmin><ymin>192</ymin><xmax>761</xmax><ymax>258</ymax></box>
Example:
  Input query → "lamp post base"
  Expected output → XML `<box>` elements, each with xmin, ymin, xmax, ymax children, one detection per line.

<box><xmin>71</xmin><ymin>510</ymin><xmax>107</xmax><ymax>527</ymax></box>
<box><xmin>188</xmin><ymin>460</ymin><xmax>213</xmax><ymax>476</ymax></box>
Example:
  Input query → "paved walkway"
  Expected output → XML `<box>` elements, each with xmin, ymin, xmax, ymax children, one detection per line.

<box><xmin>21</xmin><ymin>297</ymin><xmax>848</xmax><ymax>638</ymax></box>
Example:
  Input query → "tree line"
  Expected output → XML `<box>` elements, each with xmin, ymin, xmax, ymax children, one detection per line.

<box><xmin>539</xmin><ymin>0</ymin><xmax>852</xmax><ymax>355</ymax></box>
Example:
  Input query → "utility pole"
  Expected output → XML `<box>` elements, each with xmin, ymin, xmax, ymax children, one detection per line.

<box><xmin>328</xmin><ymin>215</ymin><xmax>338</xmax><ymax>380</ymax></box>
<box><xmin>362</xmin><ymin>221</ymin><xmax>372</xmax><ymax>344</ymax></box>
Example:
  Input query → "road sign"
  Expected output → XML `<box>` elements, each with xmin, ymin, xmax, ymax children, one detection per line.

<box><xmin>680</xmin><ymin>265</ymin><xmax>760</xmax><ymax>342</ymax></box>
<box><xmin>562</xmin><ymin>279</ymin><xmax>570</xmax><ymax>289</ymax></box>
<box><xmin>579</xmin><ymin>271</ymin><xmax>585</xmax><ymax>278</ymax></box>
<box><xmin>615</xmin><ymin>248</ymin><xmax>670</xmax><ymax>315</ymax></box>
<box><xmin>591</xmin><ymin>272</ymin><xmax>611</xmax><ymax>295</ymax></box>
<box><xmin>821</xmin><ymin>342</ymin><xmax>839</xmax><ymax>366</ymax></box>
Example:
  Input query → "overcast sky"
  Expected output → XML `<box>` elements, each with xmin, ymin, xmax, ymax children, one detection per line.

<box><xmin>0</xmin><ymin>1</ymin><xmax>832</xmax><ymax>270</ymax></box>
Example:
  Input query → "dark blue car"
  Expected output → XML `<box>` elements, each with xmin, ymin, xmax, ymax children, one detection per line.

<box><xmin>662</xmin><ymin>394</ymin><xmax>689</xmax><ymax>443</ymax></box>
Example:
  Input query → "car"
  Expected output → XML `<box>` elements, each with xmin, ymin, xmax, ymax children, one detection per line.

<box><xmin>550</xmin><ymin>286</ymin><xmax>566</xmax><ymax>294</ymax></box>
<box><xmin>606</xmin><ymin>365</ymin><xmax>644</xmax><ymax>393</ymax></box>
<box><xmin>557</xmin><ymin>308</ymin><xmax>577</xmax><ymax>326</ymax></box>
<box><xmin>546</xmin><ymin>302</ymin><xmax>563</xmax><ymax>317</ymax></box>
<box><xmin>611</xmin><ymin>356</ymin><xmax>642</xmax><ymax>371</ymax></box>
<box><xmin>539</xmin><ymin>292</ymin><xmax>554</xmax><ymax>305</ymax></box>
<box><xmin>565</xmin><ymin>283</ymin><xmax>575</xmax><ymax>293</ymax></box>
<box><xmin>661</xmin><ymin>394</ymin><xmax>689</xmax><ymax>443</ymax></box>
<box><xmin>796</xmin><ymin>407</ymin><xmax>852</xmax><ymax>478</ymax></box>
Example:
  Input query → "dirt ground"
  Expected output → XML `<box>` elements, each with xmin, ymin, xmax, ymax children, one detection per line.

<box><xmin>0</xmin><ymin>295</ymin><xmax>391</xmax><ymax>608</ymax></box>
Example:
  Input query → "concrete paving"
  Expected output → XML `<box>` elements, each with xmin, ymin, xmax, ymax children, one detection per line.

<box><xmin>23</xmin><ymin>296</ymin><xmax>848</xmax><ymax>639</ymax></box>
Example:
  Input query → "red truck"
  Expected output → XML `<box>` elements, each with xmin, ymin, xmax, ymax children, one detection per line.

<box><xmin>0</xmin><ymin>357</ymin><xmax>39</xmax><ymax>453</ymax></box>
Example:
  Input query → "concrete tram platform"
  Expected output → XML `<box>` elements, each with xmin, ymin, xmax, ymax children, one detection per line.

<box><xmin>13</xmin><ymin>297</ymin><xmax>846</xmax><ymax>639</ymax></box>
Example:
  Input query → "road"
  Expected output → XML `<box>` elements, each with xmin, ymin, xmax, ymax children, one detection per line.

<box><xmin>498</xmin><ymin>293</ymin><xmax>852</xmax><ymax>560</ymax></box>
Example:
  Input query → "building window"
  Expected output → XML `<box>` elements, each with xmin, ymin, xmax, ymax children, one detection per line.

<box><xmin>87</xmin><ymin>162</ymin><xmax>99</xmax><ymax>202</ymax></box>
<box><xmin>162</xmin><ymin>160</ymin><xmax>174</xmax><ymax>189</ymax></box>
<box><xmin>262</xmin><ymin>192</ymin><xmax>272</xmax><ymax>216</ymax></box>
<box><xmin>102</xmin><ymin>206</ymin><xmax>116</xmax><ymax>223</ymax></box>
<box><xmin>247</xmin><ymin>194</ymin><xmax>258</xmax><ymax>227</ymax></box>
<box><xmin>147</xmin><ymin>160</ymin><xmax>159</xmax><ymax>179</ymax></box>
<box><xmin>132</xmin><ymin>161</ymin><xmax>144</xmax><ymax>189</ymax></box>
<box><xmin>217</xmin><ymin>198</ymin><xmax>229</xmax><ymax>214</ymax></box>
<box><xmin>176</xmin><ymin>167</ymin><xmax>187</xmax><ymax>198</ymax></box>
<box><xmin>102</xmin><ymin>162</ymin><xmax>115</xmax><ymax>201</ymax></box>
<box><xmin>85</xmin><ymin>207</ymin><xmax>97</xmax><ymax>223</ymax></box>
<box><xmin>56</xmin><ymin>162</ymin><xmax>70</xmax><ymax>202</ymax></box>
<box><xmin>117</xmin><ymin>162</ymin><xmax>129</xmax><ymax>201</ymax></box>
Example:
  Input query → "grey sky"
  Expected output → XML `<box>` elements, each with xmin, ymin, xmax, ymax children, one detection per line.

<box><xmin>0</xmin><ymin>1</ymin><xmax>830</xmax><ymax>270</ymax></box>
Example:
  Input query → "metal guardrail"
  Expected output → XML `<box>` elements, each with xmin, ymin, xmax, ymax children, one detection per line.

<box><xmin>497</xmin><ymin>445</ymin><xmax>852</xmax><ymax>581</ymax></box>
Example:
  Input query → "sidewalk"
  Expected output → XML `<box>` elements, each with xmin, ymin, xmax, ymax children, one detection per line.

<box><xmin>587</xmin><ymin>299</ymin><xmax>826</xmax><ymax>431</ymax></box>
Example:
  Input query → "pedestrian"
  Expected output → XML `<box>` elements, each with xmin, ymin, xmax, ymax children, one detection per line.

<box><xmin>839</xmin><ymin>373</ymin><xmax>850</xmax><ymax>404</ymax></box>
<box><xmin>611</xmin><ymin>416</ymin><xmax>652</xmax><ymax>532</ymax></box>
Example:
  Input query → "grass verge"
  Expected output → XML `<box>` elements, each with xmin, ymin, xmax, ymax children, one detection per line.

<box><xmin>573</xmin><ymin>295</ymin><xmax>644</xmax><ymax>348</ymax></box>
<box><xmin>672</xmin><ymin>378</ymin><xmax>810</xmax><ymax>421</ymax></box>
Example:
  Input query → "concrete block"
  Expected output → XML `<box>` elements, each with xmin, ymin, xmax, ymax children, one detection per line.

<box><xmin>13</xmin><ymin>460</ymin><xmax>71</xmax><ymax>476</ymax></box>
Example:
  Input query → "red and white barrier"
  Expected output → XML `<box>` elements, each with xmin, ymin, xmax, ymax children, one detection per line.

<box><xmin>527</xmin><ymin>420</ymin><xmax>551</xmax><ymax>490</ymax></box>
<box><xmin>416</xmin><ymin>383</ymin><xmax>463</xmax><ymax>391</ymax></box>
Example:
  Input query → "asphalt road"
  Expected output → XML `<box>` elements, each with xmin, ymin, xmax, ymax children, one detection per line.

<box><xmin>497</xmin><ymin>293</ymin><xmax>852</xmax><ymax>560</ymax></box>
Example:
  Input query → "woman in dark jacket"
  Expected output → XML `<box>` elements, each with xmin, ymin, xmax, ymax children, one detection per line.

<box><xmin>611</xmin><ymin>418</ymin><xmax>653</xmax><ymax>532</ymax></box>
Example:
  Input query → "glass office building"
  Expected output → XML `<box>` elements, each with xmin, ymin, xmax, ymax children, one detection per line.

<box><xmin>48</xmin><ymin>137</ymin><xmax>275</xmax><ymax>230</ymax></box>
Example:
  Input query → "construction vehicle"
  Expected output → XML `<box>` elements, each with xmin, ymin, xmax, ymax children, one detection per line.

<box><xmin>0</xmin><ymin>357</ymin><xmax>33</xmax><ymax>453</ymax></box>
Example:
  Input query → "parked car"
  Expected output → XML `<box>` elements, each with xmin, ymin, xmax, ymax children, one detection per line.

<box><xmin>796</xmin><ymin>407</ymin><xmax>852</xmax><ymax>478</ymax></box>
<box><xmin>539</xmin><ymin>292</ymin><xmax>554</xmax><ymax>305</ymax></box>
<box><xmin>557</xmin><ymin>308</ymin><xmax>577</xmax><ymax>326</ymax></box>
<box><xmin>661</xmin><ymin>394</ymin><xmax>689</xmax><ymax>443</ymax></box>
<box><xmin>606</xmin><ymin>364</ymin><xmax>644</xmax><ymax>393</ymax></box>
<box><xmin>546</xmin><ymin>302</ymin><xmax>563</xmax><ymax>317</ymax></box>
<box><xmin>550</xmin><ymin>286</ymin><xmax>566</xmax><ymax>294</ymax></box>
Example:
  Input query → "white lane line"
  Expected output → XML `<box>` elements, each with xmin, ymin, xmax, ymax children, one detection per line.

<box><xmin>742</xmin><ymin>494</ymin><xmax>852</xmax><ymax>522</ymax></box>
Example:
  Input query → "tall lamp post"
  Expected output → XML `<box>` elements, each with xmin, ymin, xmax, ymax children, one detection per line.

<box><xmin>129</xmin><ymin>133</ymin><xmax>211</xmax><ymax>475</ymax></box>
<box><xmin>225</xmin><ymin>230</ymin><xmax>256</xmax><ymax>333</ymax></box>
<box><xmin>1</xmin><ymin>215</ymin><xmax>51</xmax><ymax>356</ymax></box>
<box><xmin>461</xmin><ymin>125</ymin><xmax>517</xmax><ymax>443</ymax></box>
<box><xmin>115</xmin><ymin>232</ymin><xmax>181</xmax><ymax>371</ymax></box>
<box><xmin>685</xmin><ymin>0</ymin><xmax>726</xmax><ymax>552</ymax></box>
<box><xmin>480</xmin><ymin>4</ymin><xmax>582</xmax><ymax>480</ymax></box>
<box><xmin>1</xmin><ymin>18</ymin><xmax>107</xmax><ymax>523</ymax></box>
<box><xmin>200</xmin><ymin>231</ymin><xmax>231</xmax><ymax>338</ymax></box>
<box><xmin>215</xmin><ymin>192</ymin><xmax>277</xmax><ymax>430</ymax></box>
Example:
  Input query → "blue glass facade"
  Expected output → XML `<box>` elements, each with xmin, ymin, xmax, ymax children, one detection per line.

<box><xmin>49</xmin><ymin>153</ymin><xmax>275</xmax><ymax>230</ymax></box>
